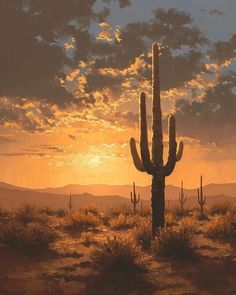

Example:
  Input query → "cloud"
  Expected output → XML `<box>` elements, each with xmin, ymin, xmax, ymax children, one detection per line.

<box><xmin>209</xmin><ymin>34</ymin><xmax>236</xmax><ymax>64</ymax></box>
<box><xmin>0</xmin><ymin>4</ymin><xmax>213</xmax><ymax>133</ymax></box>
<box><xmin>0</xmin><ymin>144</ymin><xmax>66</xmax><ymax>158</ymax></box>
<box><xmin>103</xmin><ymin>0</ymin><xmax>131</xmax><ymax>8</ymax></box>
<box><xmin>0</xmin><ymin>135</ymin><xmax>17</xmax><ymax>144</ymax></box>
<box><xmin>175</xmin><ymin>71</ymin><xmax>236</xmax><ymax>146</ymax></box>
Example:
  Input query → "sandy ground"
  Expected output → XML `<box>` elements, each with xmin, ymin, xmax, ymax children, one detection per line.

<box><xmin>0</xmin><ymin>218</ymin><xmax>235</xmax><ymax>295</ymax></box>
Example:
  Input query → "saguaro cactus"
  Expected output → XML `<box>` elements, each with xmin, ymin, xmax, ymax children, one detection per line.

<box><xmin>130</xmin><ymin>43</ymin><xmax>184</xmax><ymax>235</ymax></box>
<box><xmin>68</xmin><ymin>192</ymin><xmax>73</xmax><ymax>212</ymax></box>
<box><xmin>179</xmin><ymin>181</ymin><xmax>187</xmax><ymax>211</ymax></box>
<box><xmin>197</xmin><ymin>175</ymin><xmax>206</xmax><ymax>216</ymax></box>
<box><xmin>130</xmin><ymin>182</ymin><xmax>140</xmax><ymax>214</ymax></box>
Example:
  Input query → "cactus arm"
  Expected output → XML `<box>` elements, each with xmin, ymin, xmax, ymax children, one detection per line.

<box><xmin>184</xmin><ymin>195</ymin><xmax>187</xmax><ymax>203</ymax></box>
<box><xmin>137</xmin><ymin>193</ymin><xmax>140</xmax><ymax>203</ymax></box>
<box><xmin>130</xmin><ymin>138</ymin><xmax>145</xmax><ymax>172</ymax></box>
<box><xmin>140</xmin><ymin>92</ymin><xmax>154</xmax><ymax>174</ymax></box>
<box><xmin>203</xmin><ymin>195</ymin><xmax>206</xmax><ymax>205</ymax></box>
<box><xmin>176</xmin><ymin>141</ymin><xmax>184</xmax><ymax>161</ymax></box>
<box><xmin>131</xmin><ymin>192</ymin><xmax>134</xmax><ymax>203</ymax></box>
<box><xmin>164</xmin><ymin>116</ymin><xmax>177</xmax><ymax>176</ymax></box>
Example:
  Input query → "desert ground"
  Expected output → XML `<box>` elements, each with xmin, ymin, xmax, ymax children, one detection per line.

<box><xmin>0</xmin><ymin>201</ymin><xmax>235</xmax><ymax>295</ymax></box>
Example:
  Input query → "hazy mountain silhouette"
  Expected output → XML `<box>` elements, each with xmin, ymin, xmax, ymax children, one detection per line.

<box><xmin>0</xmin><ymin>182</ymin><xmax>236</xmax><ymax>211</ymax></box>
<box><xmin>36</xmin><ymin>182</ymin><xmax>236</xmax><ymax>200</ymax></box>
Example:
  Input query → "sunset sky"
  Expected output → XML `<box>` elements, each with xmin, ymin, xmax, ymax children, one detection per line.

<box><xmin>0</xmin><ymin>0</ymin><xmax>236</xmax><ymax>188</ymax></box>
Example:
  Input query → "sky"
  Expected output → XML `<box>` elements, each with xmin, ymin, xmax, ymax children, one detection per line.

<box><xmin>0</xmin><ymin>0</ymin><xmax>235</xmax><ymax>188</ymax></box>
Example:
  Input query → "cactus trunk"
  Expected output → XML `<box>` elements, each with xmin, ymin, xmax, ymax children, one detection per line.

<box><xmin>130</xmin><ymin>43</ymin><xmax>184</xmax><ymax>236</ymax></box>
<box><xmin>179</xmin><ymin>181</ymin><xmax>186</xmax><ymax>212</ymax></box>
<box><xmin>131</xmin><ymin>182</ymin><xmax>140</xmax><ymax>214</ymax></box>
<box><xmin>152</xmin><ymin>173</ymin><xmax>165</xmax><ymax>230</ymax></box>
<box><xmin>197</xmin><ymin>175</ymin><xmax>206</xmax><ymax>217</ymax></box>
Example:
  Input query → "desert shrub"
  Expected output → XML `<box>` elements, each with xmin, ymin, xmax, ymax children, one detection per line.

<box><xmin>15</xmin><ymin>204</ymin><xmax>48</xmax><ymax>225</ymax></box>
<box><xmin>91</xmin><ymin>236</ymin><xmax>142</xmax><ymax>271</ymax></box>
<box><xmin>65</xmin><ymin>211</ymin><xmax>100</xmax><ymax>232</ymax></box>
<box><xmin>153</xmin><ymin>227</ymin><xmax>195</xmax><ymax>258</ymax></box>
<box><xmin>80</xmin><ymin>232</ymin><xmax>96</xmax><ymax>247</ymax></box>
<box><xmin>0</xmin><ymin>221</ymin><xmax>56</xmax><ymax>253</ymax></box>
<box><xmin>109</xmin><ymin>213</ymin><xmax>138</xmax><ymax>230</ymax></box>
<box><xmin>179</xmin><ymin>217</ymin><xmax>198</xmax><ymax>234</ymax></box>
<box><xmin>205</xmin><ymin>212</ymin><xmax>236</xmax><ymax>242</ymax></box>
<box><xmin>133</xmin><ymin>219</ymin><xmax>152</xmax><ymax>250</ymax></box>
<box><xmin>82</xmin><ymin>204</ymin><xmax>100</xmax><ymax>217</ymax></box>
<box><xmin>107</xmin><ymin>204</ymin><xmax>132</xmax><ymax>219</ymax></box>
<box><xmin>171</xmin><ymin>207</ymin><xmax>190</xmax><ymax>219</ymax></box>
<box><xmin>0</xmin><ymin>221</ymin><xmax>23</xmax><ymax>247</ymax></box>
<box><xmin>0</xmin><ymin>207</ymin><xmax>9</xmax><ymax>218</ymax></box>
<box><xmin>209</xmin><ymin>202</ymin><xmax>231</xmax><ymax>216</ymax></box>
<box><xmin>139</xmin><ymin>206</ymin><xmax>151</xmax><ymax>217</ymax></box>
<box><xmin>165</xmin><ymin>212</ymin><xmax>177</xmax><ymax>227</ymax></box>
<box><xmin>191</xmin><ymin>209</ymin><xmax>208</xmax><ymax>221</ymax></box>
<box><xmin>40</xmin><ymin>206</ymin><xmax>66</xmax><ymax>217</ymax></box>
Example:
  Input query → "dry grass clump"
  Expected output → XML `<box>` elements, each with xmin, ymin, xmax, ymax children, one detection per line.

<box><xmin>0</xmin><ymin>221</ymin><xmax>56</xmax><ymax>253</ymax></box>
<box><xmin>91</xmin><ymin>236</ymin><xmax>143</xmax><ymax>271</ymax></box>
<box><xmin>107</xmin><ymin>204</ymin><xmax>132</xmax><ymax>219</ymax></box>
<box><xmin>81</xmin><ymin>204</ymin><xmax>100</xmax><ymax>217</ymax></box>
<box><xmin>133</xmin><ymin>218</ymin><xmax>152</xmax><ymax>250</ymax></box>
<box><xmin>65</xmin><ymin>211</ymin><xmax>100</xmax><ymax>232</ymax></box>
<box><xmin>40</xmin><ymin>206</ymin><xmax>66</xmax><ymax>217</ymax></box>
<box><xmin>209</xmin><ymin>202</ymin><xmax>231</xmax><ymax>216</ymax></box>
<box><xmin>171</xmin><ymin>207</ymin><xmax>190</xmax><ymax>219</ymax></box>
<box><xmin>15</xmin><ymin>204</ymin><xmax>48</xmax><ymax>225</ymax></box>
<box><xmin>165</xmin><ymin>212</ymin><xmax>177</xmax><ymax>227</ymax></box>
<box><xmin>205</xmin><ymin>212</ymin><xmax>236</xmax><ymax>242</ymax></box>
<box><xmin>109</xmin><ymin>213</ymin><xmax>138</xmax><ymax>230</ymax></box>
<box><xmin>139</xmin><ymin>206</ymin><xmax>151</xmax><ymax>217</ymax></box>
<box><xmin>80</xmin><ymin>232</ymin><xmax>97</xmax><ymax>247</ymax></box>
<box><xmin>179</xmin><ymin>216</ymin><xmax>199</xmax><ymax>234</ymax></box>
<box><xmin>153</xmin><ymin>227</ymin><xmax>195</xmax><ymax>259</ymax></box>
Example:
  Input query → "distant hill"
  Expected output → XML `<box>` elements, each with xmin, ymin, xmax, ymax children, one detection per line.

<box><xmin>0</xmin><ymin>182</ymin><xmax>236</xmax><ymax>211</ymax></box>
<box><xmin>0</xmin><ymin>187</ymin><xmax>131</xmax><ymax>211</ymax></box>
<box><xmin>167</xmin><ymin>194</ymin><xmax>236</xmax><ymax>208</ymax></box>
<box><xmin>36</xmin><ymin>182</ymin><xmax>236</xmax><ymax>200</ymax></box>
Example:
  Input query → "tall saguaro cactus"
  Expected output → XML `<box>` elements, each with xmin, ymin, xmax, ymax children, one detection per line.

<box><xmin>197</xmin><ymin>175</ymin><xmax>206</xmax><ymax>217</ymax></box>
<box><xmin>130</xmin><ymin>43</ymin><xmax>184</xmax><ymax>235</ymax></box>
<box><xmin>179</xmin><ymin>181</ymin><xmax>187</xmax><ymax>211</ymax></box>
<box><xmin>130</xmin><ymin>182</ymin><xmax>140</xmax><ymax>214</ymax></box>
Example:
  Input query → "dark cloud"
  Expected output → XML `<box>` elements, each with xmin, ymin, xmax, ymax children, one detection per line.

<box><xmin>209</xmin><ymin>34</ymin><xmax>236</xmax><ymax>64</ymax></box>
<box><xmin>0</xmin><ymin>1</ymin><xmax>100</xmax><ymax>106</ymax></box>
<box><xmin>103</xmin><ymin>0</ymin><xmax>131</xmax><ymax>8</ymax></box>
<box><xmin>0</xmin><ymin>3</ymin><xmax>214</xmax><ymax>133</ymax></box>
<box><xmin>88</xmin><ymin>8</ymin><xmax>207</xmax><ymax>91</ymax></box>
<box><xmin>175</xmin><ymin>71</ymin><xmax>236</xmax><ymax>146</ymax></box>
<box><xmin>208</xmin><ymin>9</ymin><xmax>224</xmax><ymax>16</ymax></box>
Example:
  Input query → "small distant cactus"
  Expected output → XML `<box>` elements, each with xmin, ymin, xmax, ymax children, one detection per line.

<box><xmin>68</xmin><ymin>192</ymin><xmax>73</xmax><ymax>212</ymax></box>
<box><xmin>130</xmin><ymin>182</ymin><xmax>140</xmax><ymax>214</ymax></box>
<box><xmin>197</xmin><ymin>175</ymin><xmax>206</xmax><ymax>217</ymax></box>
<box><xmin>179</xmin><ymin>181</ymin><xmax>187</xmax><ymax>211</ymax></box>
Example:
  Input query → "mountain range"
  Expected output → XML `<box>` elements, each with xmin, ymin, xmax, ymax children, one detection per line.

<box><xmin>0</xmin><ymin>181</ymin><xmax>236</xmax><ymax>210</ymax></box>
